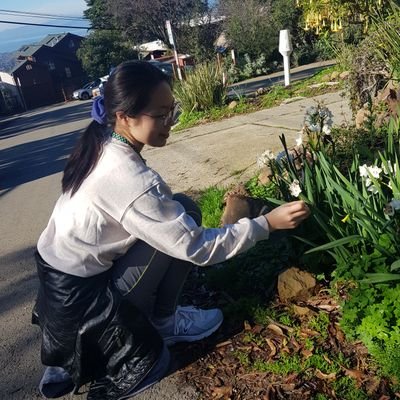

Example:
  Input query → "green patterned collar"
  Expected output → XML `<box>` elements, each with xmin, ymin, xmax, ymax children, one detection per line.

<box><xmin>111</xmin><ymin>132</ymin><xmax>146</xmax><ymax>163</ymax></box>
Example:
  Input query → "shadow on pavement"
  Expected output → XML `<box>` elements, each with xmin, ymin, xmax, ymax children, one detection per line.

<box><xmin>0</xmin><ymin>101</ymin><xmax>91</xmax><ymax>140</ymax></box>
<box><xmin>0</xmin><ymin>129</ymin><xmax>80</xmax><ymax>190</ymax></box>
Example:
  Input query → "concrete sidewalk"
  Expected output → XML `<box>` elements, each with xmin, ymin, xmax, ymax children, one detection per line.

<box><xmin>143</xmin><ymin>91</ymin><xmax>351</xmax><ymax>193</ymax></box>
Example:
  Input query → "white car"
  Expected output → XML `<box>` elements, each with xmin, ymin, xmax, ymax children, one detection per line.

<box><xmin>72</xmin><ymin>79</ymin><xmax>101</xmax><ymax>100</ymax></box>
<box><xmin>91</xmin><ymin>75</ymin><xmax>109</xmax><ymax>98</ymax></box>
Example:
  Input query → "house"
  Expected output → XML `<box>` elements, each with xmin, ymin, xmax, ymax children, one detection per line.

<box><xmin>10</xmin><ymin>33</ymin><xmax>87</xmax><ymax>110</ymax></box>
<box><xmin>0</xmin><ymin>72</ymin><xmax>23</xmax><ymax>115</ymax></box>
<box><xmin>136</xmin><ymin>40</ymin><xmax>169</xmax><ymax>60</ymax></box>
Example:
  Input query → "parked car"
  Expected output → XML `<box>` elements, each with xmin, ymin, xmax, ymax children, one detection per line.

<box><xmin>148</xmin><ymin>60</ymin><xmax>174</xmax><ymax>77</ymax></box>
<box><xmin>72</xmin><ymin>79</ymin><xmax>101</xmax><ymax>100</ymax></box>
<box><xmin>91</xmin><ymin>75</ymin><xmax>109</xmax><ymax>98</ymax></box>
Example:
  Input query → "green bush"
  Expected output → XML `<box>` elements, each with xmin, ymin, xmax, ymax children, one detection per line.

<box><xmin>373</xmin><ymin>1</ymin><xmax>400</xmax><ymax>80</ymax></box>
<box><xmin>174</xmin><ymin>62</ymin><xmax>227</xmax><ymax>114</ymax></box>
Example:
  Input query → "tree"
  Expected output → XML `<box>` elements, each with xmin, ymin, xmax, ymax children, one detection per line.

<box><xmin>84</xmin><ymin>0</ymin><xmax>116</xmax><ymax>29</ymax></box>
<box><xmin>296</xmin><ymin>0</ymin><xmax>396</xmax><ymax>34</ymax></box>
<box><xmin>219</xmin><ymin>0</ymin><xmax>275</xmax><ymax>58</ymax></box>
<box><xmin>78</xmin><ymin>0</ymin><xmax>138</xmax><ymax>77</ymax></box>
<box><xmin>106</xmin><ymin>0</ymin><xmax>207</xmax><ymax>42</ymax></box>
<box><xmin>77</xmin><ymin>29</ymin><xmax>137</xmax><ymax>78</ymax></box>
<box><xmin>105</xmin><ymin>0</ymin><xmax>220</xmax><ymax>61</ymax></box>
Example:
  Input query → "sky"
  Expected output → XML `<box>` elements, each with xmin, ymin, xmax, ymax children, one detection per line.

<box><xmin>0</xmin><ymin>0</ymin><xmax>89</xmax><ymax>52</ymax></box>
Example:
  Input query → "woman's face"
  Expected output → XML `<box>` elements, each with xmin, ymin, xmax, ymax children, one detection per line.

<box><xmin>125</xmin><ymin>81</ymin><xmax>176</xmax><ymax>149</ymax></box>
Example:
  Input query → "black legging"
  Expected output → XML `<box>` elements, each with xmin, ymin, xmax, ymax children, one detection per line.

<box><xmin>112</xmin><ymin>193</ymin><xmax>202</xmax><ymax>318</ymax></box>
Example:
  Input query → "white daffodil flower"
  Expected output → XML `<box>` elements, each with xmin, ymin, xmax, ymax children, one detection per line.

<box><xmin>322</xmin><ymin>124</ymin><xmax>331</xmax><ymax>135</ymax></box>
<box><xmin>382</xmin><ymin>161</ymin><xmax>397</xmax><ymax>175</ymax></box>
<box><xmin>359</xmin><ymin>164</ymin><xmax>369</xmax><ymax>178</ymax></box>
<box><xmin>369</xmin><ymin>165</ymin><xmax>382</xmax><ymax>179</ymax></box>
<box><xmin>257</xmin><ymin>150</ymin><xmax>276</xmax><ymax>168</ymax></box>
<box><xmin>289</xmin><ymin>180</ymin><xmax>302</xmax><ymax>197</ymax></box>
<box><xmin>367</xmin><ymin>184</ymin><xmax>379</xmax><ymax>194</ymax></box>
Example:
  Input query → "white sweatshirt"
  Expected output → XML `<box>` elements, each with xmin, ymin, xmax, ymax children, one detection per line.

<box><xmin>37</xmin><ymin>138</ymin><xmax>270</xmax><ymax>277</ymax></box>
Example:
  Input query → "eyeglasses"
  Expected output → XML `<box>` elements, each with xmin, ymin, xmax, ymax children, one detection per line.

<box><xmin>142</xmin><ymin>102</ymin><xmax>180</xmax><ymax>127</ymax></box>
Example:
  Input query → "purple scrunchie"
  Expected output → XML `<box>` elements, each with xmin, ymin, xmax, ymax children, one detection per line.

<box><xmin>91</xmin><ymin>96</ymin><xmax>107</xmax><ymax>125</ymax></box>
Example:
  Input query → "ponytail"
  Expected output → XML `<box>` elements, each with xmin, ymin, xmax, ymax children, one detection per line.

<box><xmin>62</xmin><ymin>121</ymin><xmax>108</xmax><ymax>196</ymax></box>
<box><xmin>62</xmin><ymin>61</ymin><xmax>170</xmax><ymax>196</ymax></box>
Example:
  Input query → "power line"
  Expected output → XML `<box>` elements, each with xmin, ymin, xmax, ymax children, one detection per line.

<box><xmin>0</xmin><ymin>9</ymin><xmax>86</xmax><ymax>20</ymax></box>
<box><xmin>0</xmin><ymin>12</ymin><xmax>86</xmax><ymax>22</ymax></box>
<box><xmin>0</xmin><ymin>20</ymin><xmax>91</xmax><ymax>29</ymax></box>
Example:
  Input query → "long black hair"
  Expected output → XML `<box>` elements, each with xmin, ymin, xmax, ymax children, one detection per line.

<box><xmin>62</xmin><ymin>61</ymin><xmax>171</xmax><ymax>195</ymax></box>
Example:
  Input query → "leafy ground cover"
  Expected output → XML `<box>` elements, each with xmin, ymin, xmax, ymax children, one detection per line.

<box><xmin>178</xmin><ymin>284</ymin><xmax>397</xmax><ymax>400</ymax></box>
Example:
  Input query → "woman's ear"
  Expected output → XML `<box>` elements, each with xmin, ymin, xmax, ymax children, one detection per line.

<box><xmin>115</xmin><ymin>111</ymin><xmax>127</xmax><ymax>124</ymax></box>
<box><xmin>115</xmin><ymin>111</ymin><xmax>140</xmax><ymax>129</ymax></box>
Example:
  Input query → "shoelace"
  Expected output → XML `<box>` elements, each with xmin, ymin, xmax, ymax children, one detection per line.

<box><xmin>174</xmin><ymin>306</ymin><xmax>203</xmax><ymax>335</ymax></box>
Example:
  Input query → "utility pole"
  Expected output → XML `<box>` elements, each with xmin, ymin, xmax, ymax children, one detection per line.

<box><xmin>165</xmin><ymin>20</ymin><xmax>183</xmax><ymax>81</ymax></box>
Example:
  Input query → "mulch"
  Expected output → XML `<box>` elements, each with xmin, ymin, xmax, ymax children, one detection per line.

<box><xmin>172</xmin><ymin>274</ymin><xmax>398</xmax><ymax>400</ymax></box>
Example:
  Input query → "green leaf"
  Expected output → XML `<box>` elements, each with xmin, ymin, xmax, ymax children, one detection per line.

<box><xmin>360</xmin><ymin>273</ymin><xmax>400</xmax><ymax>284</ymax></box>
<box><xmin>304</xmin><ymin>235</ymin><xmax>362</xmax><ymax>254</ymax></box>
<box><xmin>391</xmin><ymin>260</ymin><xmax>400</xmax><ymax>272</ymax></box>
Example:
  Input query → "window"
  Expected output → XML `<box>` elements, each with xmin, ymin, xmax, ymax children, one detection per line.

<box><xmin>26</xmin><ymin>64</ymin><xmax>32</xmax><ymax>71</ymax></box>
<box><xmin>48</xmin><ymin>61</ymin><xmax>55</xmax><ymax>70</ymax></box>
<box><xmin>69</xmin><ymin>39</ymin><xmax>75</xmax><ymax>48</ymax></box>
<box><xmin>65</xmin><ymin>67</ymin><xmax>72</xmax><ymax>78</ymax></box>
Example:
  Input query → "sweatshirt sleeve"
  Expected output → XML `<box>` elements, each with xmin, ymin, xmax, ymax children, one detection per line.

<box><xmin>120</xmin><ymin>181</ymin><xmax>270</xmax><ymax>266</ymax></box>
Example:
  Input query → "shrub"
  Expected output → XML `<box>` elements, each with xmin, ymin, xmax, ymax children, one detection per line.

<box><xmin>373</xmin><ymin>1</ymin><xmax>400</xmax><ymax>80</ymax></box>
<box><xmin>174</xmin><ymin>62</ymin><xmax>227</xmax><ymax>114</ymax></box>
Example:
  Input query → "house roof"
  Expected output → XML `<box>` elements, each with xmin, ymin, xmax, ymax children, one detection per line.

<box><xmin>136</xmin><ymin>40</ymin><xmax>168</xmax><ymax>52</ymax></box>
<box><xmin>38</xmin><ymin>33</ymin><xmax>69</xmax><ymax>47</ymax></box>
<box><xmin>9</xmin><ymin>60</ymin><xmax>27</xmax><ymax>74</ymax></box>
<box><xmin>17</xmin><ymin>44</ymin><xmax>41</xmax><ymax>57</ymax></box>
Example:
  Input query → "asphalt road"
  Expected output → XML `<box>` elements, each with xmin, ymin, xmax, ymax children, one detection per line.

<box><xmin>0</xmin><ymin>100</ymin><xmax>202</xmax><ymax>400</ymax></box>
<box><xmin>228</xmin><ymin>59</ymin><xmax>336</xmax><ymax>97</ymax></box>
<box><xmin>0</xmin><ymin>101</ymin><xmax>91</xmax><ymax>399</ymax></box>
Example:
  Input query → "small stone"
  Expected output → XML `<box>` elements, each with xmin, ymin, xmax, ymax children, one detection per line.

<box><xmin>258</xmin><ymin>167</ymin><xmax>272</xmax><ymax>185</ymax></box>
<box><xmin>278</xmin><ymin>267</ymin><xmax>317</xmax><ymax>302</ymax></box>
<box><xmin>256</xmin><ymin>87</ymin><xmax>267</xmax><ymax>96</ymax></box>
<box><xmin>228</xmin><ymin>101</ymin><xmax>238</xmax><ymax>109</ymax></box>
<box><xmin>355</xmin><ymin>108</ymin><xmax>371</xmax><ymax>129</ymax></box>
<box><xmin>339</xmin><ymin>71</ymin><xmax>350</xmax><ymax>80</ymax></box>
<box><xmin>292</xmin><ymin>305</ymin><xmax>313</xmax><ymax>316</ymax></box>
<box><xmin>321</xmin><ymin>74</ymin><xmax>331</xmax><ymax>82</ymax></box>
<box><xmin>281</xmin><ymin>96</ymin><xmax>305</xmax><ymax>104</ymax></box>
<box><xmin>330</xmin><ymin>71</ymin><xmax>340</xmax><ymax>80</ymax></box>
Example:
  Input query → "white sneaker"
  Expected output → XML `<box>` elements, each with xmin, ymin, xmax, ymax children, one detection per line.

<box><xmin>152</xmin><ymin>306</ymin><xmax>223</xmax><ymax>346</ymax></box>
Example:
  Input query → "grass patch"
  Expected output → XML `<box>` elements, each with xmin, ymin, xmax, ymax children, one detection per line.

<box><xmin>197</xmin><ymin>186</ymin><xmax>226</xmax><ymax>228</ymax></box>
<box><xmin>254</xmin><ymin>353</ymin><xmax>303</xmax><ymax>375</ymax></box>
<box><xmin>331</xmin><ymin>376</ymin><xmax>369</xmax><ymax>400</ymax></box>
<box><xmin>308</xmin><ymin>312</ymin><xmax>330</xmax><ymax>340</ymax></box>
<box><xmin>174</xmin><ymin>99</ymin><xmax>255</xmax><ymax>132</ymax></box>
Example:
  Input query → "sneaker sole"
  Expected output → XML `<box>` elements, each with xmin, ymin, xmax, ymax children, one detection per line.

<box><xmin>163</xmin><ymin>318</ymin><xmax>223</xmax><ymax>346</ymax></box>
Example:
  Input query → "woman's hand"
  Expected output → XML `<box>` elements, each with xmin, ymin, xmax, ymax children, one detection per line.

<box><xmin>265</xmin><ymin>201</ymin><xmax>310</xmax><ymax>232</ymax></box>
